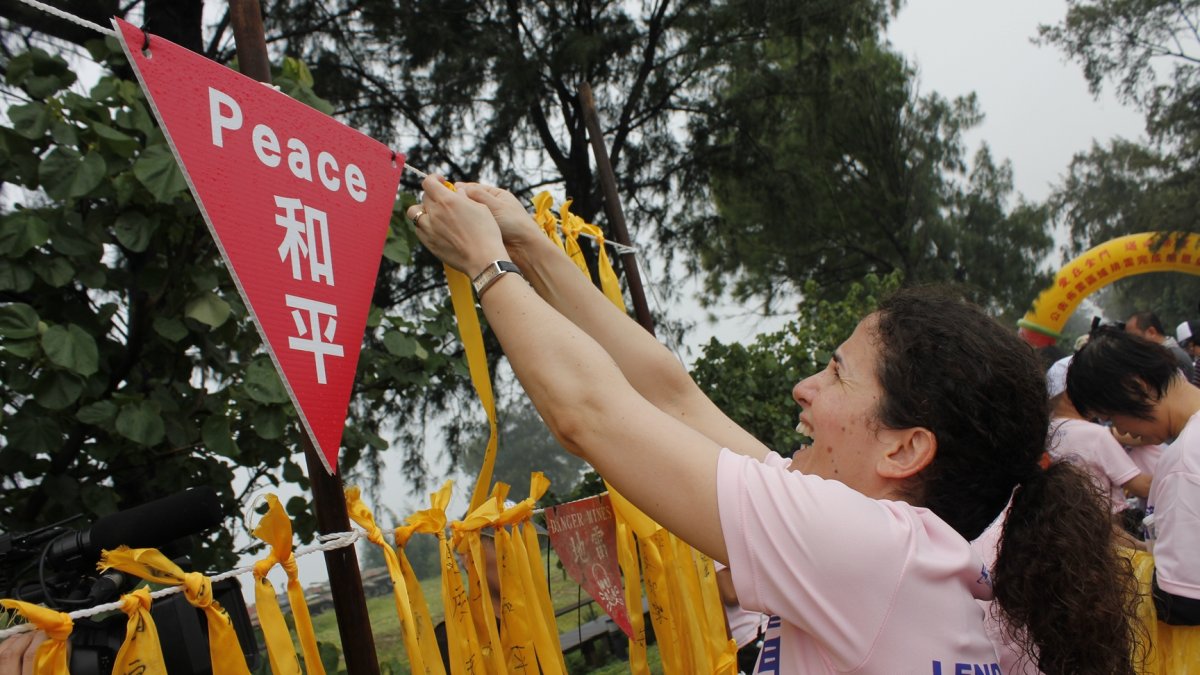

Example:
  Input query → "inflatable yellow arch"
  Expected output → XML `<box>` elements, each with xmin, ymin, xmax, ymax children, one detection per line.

<box><xmin>1018</xmin><ymin>232</ymin><xmax>1200</xmax><ymax>347</ymax></box>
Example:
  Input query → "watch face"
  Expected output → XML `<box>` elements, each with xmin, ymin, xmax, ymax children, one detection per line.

<box><xmin>472</xmin><ymin>261</ymin><xmax>518</xmax><ymax>295</ymax></box>
<box><xmin>472</xmin><ymin>262</ymin><xmax>500</xmax><ymax>294</ymax></box>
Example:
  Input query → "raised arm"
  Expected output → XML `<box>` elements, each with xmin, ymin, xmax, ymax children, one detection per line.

<box><xmin>458</xmin><ymin>183</ymin><xmax>771</xmax><ymax>461</ymax></box>
<box><xmin>410</xmin><ymin>178</ymin><xmax>729</xmax><ymax>562</ymax></box>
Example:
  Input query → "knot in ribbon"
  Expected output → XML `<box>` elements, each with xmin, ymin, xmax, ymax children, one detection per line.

<box><xmin>279</xmin><ymin>554</ymin><xmax>299</xmax><ymax>580</ymax></box>
<box><xmin>0</xmin><ymin>600</ymin><xmax>73</xmax><ymax>642</ymax></box>
<box><xmin>181</xmin><ymin>571</ymin><xmax>213</xmax><ymax>608</ymax></box>
<box><xmin>253</xmin><ymin>552</ymin><xmax>279</xmax><ymax>580</ymax></box>
<box><xmin>118</xmin><ymin>587</ymin><xmax>153</xmax><ymax>615</ymax></box>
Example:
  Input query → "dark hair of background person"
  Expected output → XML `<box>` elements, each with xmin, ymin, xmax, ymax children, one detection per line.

<box><xmin>1067</xmin><ymin>327</ymin><xmax>1181</xmax><ymax>421</ymax></box>
<box><xmin>873</xmin><ymin>288</ymin><xmax>1142</xmax><ymax>675</ymax></box>
<box><xmin>1128</xmin><ymin>310</ymin><xmax>1166</xmax><ymax>334</ymax></box>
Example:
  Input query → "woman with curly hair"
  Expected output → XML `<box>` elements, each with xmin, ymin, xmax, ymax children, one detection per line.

<box><xmin>407</xmin><ymin>177</ymin><xmax>1141</xmax><ymax>674</ymax></box>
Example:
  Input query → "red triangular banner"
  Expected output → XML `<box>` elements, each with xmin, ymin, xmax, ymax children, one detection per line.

<box><xmin>114</xmin><ymin>18</ymin><xmax>403</xmax><ymax>473</ymax></box>
<box><xmin>544</xmin><ymin>494</ymin><xmax>633</xmax><ymax>638</ymax></box>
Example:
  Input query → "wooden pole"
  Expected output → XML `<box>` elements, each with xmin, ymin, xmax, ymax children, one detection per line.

<box><xmin>577</xmin><ymin>82</ymin><xmax>657</xmax><ymax>336</ymax></box>
<box><xmin>226</xmin><ymin>2</ymin><xmax>380</xmax><ymax>673</ymax></box>
<box><xmin>227</xmin><ymin>0</ymin><xmax>270</xmax><ymax>82</ymax></box>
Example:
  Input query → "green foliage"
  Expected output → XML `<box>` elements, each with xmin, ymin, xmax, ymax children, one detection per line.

<box><xmin>689</xmin><ymin>272</ymin><xmax>902</xmax><ymax>455</ymax></box>
<box><xmin>679</xmin><ymin>29</ymin><xmax>1052</xmax><ymax>318</ymax></box>
<box><xmin>1041</xmin><ymin>1</ymin><xmax>1200</xmax><ymax>321</ymax></box>
<box><xmin>0</xmin><ymin>41</ymin><xmax>463</xmax><ymax>571</ymax></box>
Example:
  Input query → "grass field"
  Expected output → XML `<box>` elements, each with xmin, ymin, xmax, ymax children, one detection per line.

<box><xmin>296</xmin><ymin>549</ymin><xmax>664</xmax><ymax>674</ymax></box>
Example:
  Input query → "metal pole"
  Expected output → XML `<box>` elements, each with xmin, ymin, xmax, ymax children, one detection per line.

<box><xmin>577</xmin><ymin>82</ymin><xmax>657</xmax><ymax>336</ymax></box>
<box><xmin>226</xmin><ymin>2</ymin><xmax>380</xmax><ymax>673</ymax></box>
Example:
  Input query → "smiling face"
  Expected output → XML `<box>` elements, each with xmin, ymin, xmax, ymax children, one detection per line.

<box><xmin>789</xmin><ymin>314</ymin><xmax>899</xmax><ymax>496</ymax></box>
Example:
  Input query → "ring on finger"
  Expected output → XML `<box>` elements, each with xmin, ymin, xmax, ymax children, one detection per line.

<box><xmin>412</xmin><ymin>209</ymin><xmax>427</xmax><ymax>226</ymax></box>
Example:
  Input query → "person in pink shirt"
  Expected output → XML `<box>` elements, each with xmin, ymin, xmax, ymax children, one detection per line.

<box><xmin>407</xmin><ymin>178</ymin><xmax>1142</xmax><ymax>673</ymax></box>
<box><xmin>1044</xmin><ymin>356</ymin><xmax>1152</xmax><ymax>513</ymax></box>
<box><xmin>1068</xmin><ymin>327</ymin><xmax>1200</xmax><ymax>625</ymax></box>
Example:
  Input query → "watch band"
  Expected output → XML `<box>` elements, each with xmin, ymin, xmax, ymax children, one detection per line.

<box><xmin>471</xmin><ymin>260</ymin><xmax>522</xmax><ymax>297</ymax></box>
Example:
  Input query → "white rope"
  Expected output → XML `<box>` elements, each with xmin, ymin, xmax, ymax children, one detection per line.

<box><xmin>574</xmin><ymin>230</ymin><xmax>637</xmax><ymax>256</ymax></box>
<box><xmin>14</xmin><ymin>0</ymin><xmax>116</xmax><ymax>38</ymax></box>
<box><xmin>0</xmin><ymin>529</ymin><xmax>364</xmax><ymax>639</ymax></box>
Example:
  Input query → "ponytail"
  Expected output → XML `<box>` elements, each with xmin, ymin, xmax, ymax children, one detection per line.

<box><xmin>992</xmin><ymin>461</ymin><xmax>1143</xmax><ymax>674</ymax></box>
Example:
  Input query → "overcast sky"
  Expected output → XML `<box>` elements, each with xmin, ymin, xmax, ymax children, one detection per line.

<box><xmin>888</xmin><ymin>0</ymin><xmax>1146</xmax><ymax>203</ymax></box>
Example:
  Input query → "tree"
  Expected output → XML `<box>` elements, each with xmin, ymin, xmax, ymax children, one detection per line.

<box><xmin>0</xmin><ymin>41</ymin><xmax>460</xmax><ymax>572</ymax></box>
<box><xmin>689</xmin><ymin>272</ymin><xmax>902</xmax><ymax>455</ymax></box>
<box><xmin>1040</xmin><ymin>1</ymin><xmax>1200</xmax><ymax>320</ymax></box>
<box><xmin>675</xmin><ymin>33</ymin><xmax>1052</xmax><ymax>319</ymax></box>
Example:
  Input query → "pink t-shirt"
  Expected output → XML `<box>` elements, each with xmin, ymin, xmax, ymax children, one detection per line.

<box><xmin>717</xmin><ymin>450</ymin><xmax>1000</xmax><ymax>673</ymax></box>
<box><xmin>1147</xmin><ymin>411</ymin><xmax>1200</xmax><ymax>600</ymax></box>
<box><xmin>1047</xmin><ymin>418</ymin><xmax>1141</xmax><ymax>512</ymax></box>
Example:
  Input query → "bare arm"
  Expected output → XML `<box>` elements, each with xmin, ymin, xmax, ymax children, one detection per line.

<box><xmin>460</xmin><ymin>183</ymin><xmax>771</xmax><ymax>461</ymax></box>
<box><xmin>716</xmin><ymin>566</ymin><xmax>739</xmax><ymax>605</ymax></box>
<box><xmin>411</xmin><ymin>178</ymin><xmax>730</xmax><ymax>562</ymax></box>
<box><xmin>1122</xmin><ymin>472</ymin><xmax>1153</xmax><ymax>500</ymax></box>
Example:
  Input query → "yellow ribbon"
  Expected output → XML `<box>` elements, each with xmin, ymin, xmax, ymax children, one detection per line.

<box><xmin>445</xmin><ymin>262</ymin><xmax>500</xmax><ymax>517</ymax></box>
<box><xmin>113</xmin><ymin>587</ymin><xmax>168</xmax><ymax>675</ymax></box>
<box><xmin>638</xmin><ymin>533</ymin><xmax>683</xmax><ymax>672</ymax></box>
<box><xmin>0</xmin><ymin>599</ymin><xmax>72</xmax><ymax>675</ymax></box>
<box><xmin>345</xmin><ymin>487</ymin><xmax>429</xmax><ymax>675</ymax></box>
<box><xmin>558</xmin><ymin>200</ymin><xmax>592</xmax><ymax>278</ymax></box>
<box><xmin>409</xmin><ymin>482</ymin><xmax>487</xmax><ymax>675</ymax></box>
<box><xmin>436</xmin><ymin>180</ymin><xmax>500</xmax><ymax>516</ymax></box>
<box><xmin>580</xmin><ymin>222</ymin><xmax>625</xmax><ymax>309</ymax></box>
<box><xmin>532</xmin><ymin>191</ymin><xmax>566</xmax><ymax>253</ymax></box>
<box><xmin>494</xmin><ymin>474</ymin><xmax>564</xmax><ymax>675</ymax></box>
<box><xmin>251</xmin><ymin>494</ymin><xmax>324</xmax><ymax>675</ymax></box>
<box><xmin>99</xmin><ymin>547</ymin><xmax>250</xmax><ymax>675</ymax></box>
<box><xmin>251</xmin><ymin>496</ymin><xmax>303</xmax><ymax>675</ymax></box>
<box><xmin>1124</xmin><ymin>548</ymin><xmax>1200</xmax><ymax>674</ymax></box>
<box><xmin>615</xmin><ymin>520</ymin><xmax>650</xmax><ymax>675</ymax></box>
<box><xmin>394</xmin><ymin>522</ymin><xmax>448</xmax><ymax>675</ymax></box>
<box><xmin>694</xmin><ymin>549</ymin><xmax>739</xmax><ymax>674</ymax></box>
<box><xmin>451</xmin><ymin>498</ymin><xmax>505</xmax><ymax>675</ymax></box>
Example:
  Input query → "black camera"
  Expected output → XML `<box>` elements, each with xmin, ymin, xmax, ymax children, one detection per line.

<box><xmin>0</xmin><ymin>488</ymin><xmax>260</xmax><ymax>674</ymax></box>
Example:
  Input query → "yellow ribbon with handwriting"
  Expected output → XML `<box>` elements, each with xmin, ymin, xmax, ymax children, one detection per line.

<box><xmin>251</xmin><ymin>494</ymin><xmax>325</xmax><ymax>675</ymax></box>
<box><xmin>99</xmin><ymin>547</ymin><xmax>250</xmax><ymax>675</ymax></box>
<box><xmin>0</xmin><ymin>599</ymin><xmax>72</xmax><ymax>675</ymax></box>
<box><xmin>496</xmin><ymin>473</ymin><xmax>565</xmax><ymax>675</ymax></box>
<box><xmin>114</xmin><ymin>587</ymin><xmax>168</xmax><ymax>675</ymax></box>
<box><xmin>394</xmin><ymin>522</ymin><xmax>448</xmax><ymax>675</ymax></box>
<box><xmin>452</xmin><ymin>498</ymin><xmax>505</xmax><ymax>675</ymax></box>
<box><xmin>615</xmin><ymin>520</ymin><xmax>649</xmax><ymax>674</ymax></box>
<box><xmin>408</xmin><ymin>482</ymin><xmax>487</xmax><ymax>675</ymax></box>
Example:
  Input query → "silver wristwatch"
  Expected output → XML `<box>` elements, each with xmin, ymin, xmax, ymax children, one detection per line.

<box><xmin>471</xmin><ymin>260</ymin><xmax>521</xmax><ymax>297</ymax></box>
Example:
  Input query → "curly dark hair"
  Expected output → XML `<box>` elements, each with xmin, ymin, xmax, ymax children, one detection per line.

<box><xmin>874</xmin><ymin>287</ymin><xmax>1141</xmax><ymax>675</ymax></box>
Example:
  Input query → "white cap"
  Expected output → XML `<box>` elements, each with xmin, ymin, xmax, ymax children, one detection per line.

<box><xmin>1177</xmin><ymin>320</ymin><xmax>1195</xmax><ymax>345</ymax></box>
<box><xmin>1046</xmin><ymin>355</ymin><xmax>1072</xmax><ymax>399</ymax></box>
